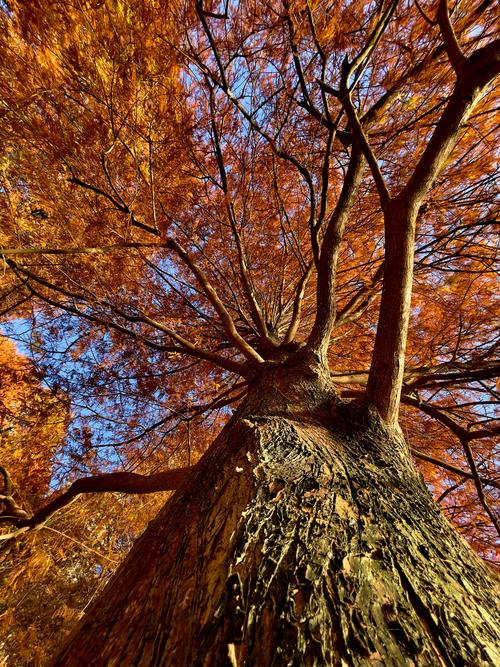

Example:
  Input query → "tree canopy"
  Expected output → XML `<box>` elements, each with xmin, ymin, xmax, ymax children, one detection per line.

<box><xmin>0</xmin><ymin>0</ymin><xmax>499</xmax><ymax>661</ymax></box>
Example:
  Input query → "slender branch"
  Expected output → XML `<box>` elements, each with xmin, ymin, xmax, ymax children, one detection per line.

<box><xmin>284</xmin><ymin>0</ymin><xmax>312</xmax><ymax>110</ymax></box>
<box><xmin>414</xmin><ymin>0</ymin><xmax>437</xmax><ymax>26</ymax></box>
<box><xmin>283</xmin><ymin>261</ymin><xmax>314</xmax><ymax>344</ymax></box>
<box><xmin>409</xmin><ymin>449</ymin><xmax>499</xmax><ymax>491</ymax></box>
<box><xmin>339</xmin><ymin>80</ymin><xmax>391</xmax><ymax>210</ymax></box>
<box><xmin>7</xmin><ymin>258</ymin><xmax>249</xmax><ymax>376</ymax></box>
<box><xmin>1</xmin><ymin>243</ymin><xmax>167</xmax><ymax>257</ymax></box>
<box><xmin>42</xmin><ymin>525</ymin><xmax>120</xmax><ymax>563</ymax></box>
<box><xmin>460</xmin><ymin>436</ymin><xmax>500</xmax><ymax>536</ymax></box>
<box><xmin>166</xmin><ymin>239</ymin><xmax>264</xmax><ymax>365</ymax></box>
<box><xmin>69</xmin><ymin>176</ymin><xmax>159</xmax><ymax>236</ymax></box>
<box><xmin>347</xmin><ymin>0</ymin><xmax>399</xmax><ymax>91</ymax></box>
<box><xmin>191</xmin><ymin>10</ymin><xmax>317</xmax><ymax>255</ymax></box>
<box><xmin>401</xmin><ymin>394</ymin><xmax>499</xmax><ymax>533</ymax></box>
<box><xmin>334</xmin><ymin>263</ymin><xmax>384</xmax><ymax>328</ymax></box>
<box><xmin>207</xmin><ymin>82</ymin><xmax>271</xmax><ymax>345</ymax></box>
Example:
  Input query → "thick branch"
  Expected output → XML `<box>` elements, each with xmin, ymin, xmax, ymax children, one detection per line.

<box><xmin>307</xmin><ymin>148</ymin><xmax>363</xmax><ymax>362</ymax></box>
<box><xmin>367</xmin><ymin>41</ymin><xmax>500</xmax><ymax>427</ymax></box>
<box><xmin>0</xmin><ymin>468</ymin><xmax>192</xmax><ymax>539</ymax></box>
<box><xmin>401</xmin><ymin>39</ymin><xmax>500</xmax><ymax>207</ymax></box>
<box><xmin>436</xmin><ymin>0</ymin><xmax>467</xmax><ymax>76</ymax></box>
<box><xmin>333</xmin><ymin>360</ymin><xmax>500</xmax><ymax>392</ymax></box>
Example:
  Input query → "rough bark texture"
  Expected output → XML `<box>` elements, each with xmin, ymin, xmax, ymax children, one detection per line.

<box><xmin>53</xmin><ymin>359</ymin><xmax>500</xmax><ymax>666</ymax></box>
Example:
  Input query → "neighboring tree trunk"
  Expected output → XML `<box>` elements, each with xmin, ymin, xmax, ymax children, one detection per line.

<box><xmin>54</xmin><ymin>359</ymin><xmax>499</xmax><ymax>666</ymax></box>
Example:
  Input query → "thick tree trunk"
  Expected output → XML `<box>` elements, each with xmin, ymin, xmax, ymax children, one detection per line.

<box><xmin>53</xmin><ymin>361</ymin><xmax>499</xmax><ymax>666</ymax></box>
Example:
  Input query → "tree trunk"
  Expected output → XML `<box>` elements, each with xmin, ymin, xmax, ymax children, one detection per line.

<box><xmin>53</xmin><ymin>360</ymin><xmax>499</xmax><ymax>666</ymax></box>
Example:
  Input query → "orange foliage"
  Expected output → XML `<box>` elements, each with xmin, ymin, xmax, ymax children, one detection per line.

<box><xmin>0</xmin><ymin>0</ymin><xmax>498</xmax><ymax>661</ymax></box>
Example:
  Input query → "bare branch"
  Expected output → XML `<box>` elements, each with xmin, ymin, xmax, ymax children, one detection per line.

<box><xmin>1</xmin><ymin>243</ymin><xmax>167</xmax><ymax>257</ymax></box>
<box><xmin>409</xmin><ymin>449</ymin><xmax>499</xmax><ymax>491</ymax></box>
<box><xmin>0</xmin><ymin>468</ymin><xmax>192</xmax><ymax>540</ymax></box>
<box><xmin>307</xmin><ymin>148</ymin><xmax>364</xmax><ymax>361</ymax></box>
<box><xmin>436</xmin><ymin>0</ymin><xmax>467</xmax><ymax>76</ymax></box>
<box><xmin>166</xmin><ymin>239</ymin><xmax>264</xmax><ymax>365</ymax></box>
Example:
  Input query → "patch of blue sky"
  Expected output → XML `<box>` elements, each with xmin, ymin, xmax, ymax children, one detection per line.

<box><xmin>1</xmin><ymin>314</ymin><xmax>178</xmax><ymax>483</ymax></box>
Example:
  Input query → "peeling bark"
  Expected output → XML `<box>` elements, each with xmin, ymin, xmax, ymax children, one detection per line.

<box><xmin>53</xmin><ymin>362</ymin><xmax>500</xmax><ymax>666</ymax></box>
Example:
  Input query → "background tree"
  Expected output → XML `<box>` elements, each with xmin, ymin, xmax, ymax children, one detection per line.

<box><xmin>0</xmin><ymin>0</ymin><xmax>499</xmax><ymax>664</ymax></box>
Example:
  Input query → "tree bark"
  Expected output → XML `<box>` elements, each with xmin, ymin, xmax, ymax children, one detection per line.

<box><xmin>53</xmin><ymin>360</ymin><xmax>499</xmax><ymax>666</ymax></box>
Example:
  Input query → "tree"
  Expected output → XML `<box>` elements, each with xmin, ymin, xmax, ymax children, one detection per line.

<box><xmin>1</xmin><ymin>0</ymin><xmax>499</xmax><ymax>664</ymax></box>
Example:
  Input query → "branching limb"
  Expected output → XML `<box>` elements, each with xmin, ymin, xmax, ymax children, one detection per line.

<box><xmin>6</xmin><ymin>258</ymin><xmax>250</xmax><ymax>376</ymax></box>
<box><xmin>338</xmin><ymin>77</ymin><xmax>391</xmax><ymax>210</ymax></box>
<box><xmin>401</xmin><ymin>38</ymin><xmax>500</xmax><ymax>207</ymax></box>
<box><xmin>460</xmin><ymin>436</ymin><xmax>500</xmax><ymax>536</ymax></box>
<box><xmin>307</xmin><ymin>148</ymin><xmax>364</xmax><ymax>361</ymax></box>
<box><xmin>367</xmin><ymin>38</ymin><xmax>500</xmax><ymax>427</ymax></box>
<box><xmin>207</xmin><ymin>82</ymin><xmax>272</xmax><ymax>346</ymax></box>
<box><xmin>0</xmin><ymin>467</ymin><xmax>192</xmax><ymax>541</ymax></box>
<box><xmin>333</xmin><ymin>263</ymin><xmax>384</xmax><ymax>328</ymax></box>
<box><xmin>436</xmin><ymin>0</ymin><xmax>467</xmax><ymax>76</ymax></box>
<box><xmin>401</xmin><ymin>395</ymin><xmax>500</xmax><ymax>536</ymax></box>
<box><xmin>409</xmin><ymin>449</ymin><xmax>499</xmax><ymax>491</ymax></box>
<box><xmin>165</xmin><ymin>239</ymin><xmax>264</xmax><ymax>365</ymax></box>
<box><xmin>283</xmin><ymin>261</ymin><xmax>314</xmax><ymax>344</ymax></box>
<box><xmin>69</xmin><ymin>176</ymin><xmax>159</xmax><ymax>237</ymax></box>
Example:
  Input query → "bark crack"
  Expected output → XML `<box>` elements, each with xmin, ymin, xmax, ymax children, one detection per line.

<box><xmin>393</xmin><ymin>560</ymin><xmax>454</xmax><ymax>667</ymax></box>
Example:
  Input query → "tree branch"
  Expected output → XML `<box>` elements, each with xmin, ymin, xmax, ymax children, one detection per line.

<box><xmin>1</xmin><ymin>243</ymin><xmax>167</xmax><ymax>257</ymax></box>
<box><xmin>165</xmin><ymin>239</ymin><xmax>264</xmax><ymax>365</ymax></box>
<box><xmin>207</xmin><ymin>82</ymin><xmax>272</xmax><ymax>346</ymax></box>
<box><xmin>436</xmin><ymin>0</ymin><xmax>467</xmax><ymax>76</ymax></box>
<box><xmin>409</xmin><ymin>449</ymin><xmax>499</xmax><ymax>491</ymax></box>
<box><xmin>0</xmin><ymin>468</ymin><xmax>192</xmax><ymax>540</ymax></box>
<box><xmin>307</xmin><ymin>148</ymin><xmax>364</xmax><ymax>361</ymax></box>
<box><xmin>69</xmin><ymin>176</ymin><xmax>159</xmax><ymax>236</ymax></box>
<box><xmin>366</xmin><ymin>39</ymin><xmax>500</xmax><ymax>427</ymax></box>
<box><xmin>6</xmin><ymin>258</ymin><xmax>249</xmax><ymax>376</ymax></box>
<box><xmin>401</xmin><ymin>39</ymin><xmax>500</xmax><ymax>207</ymax></box>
